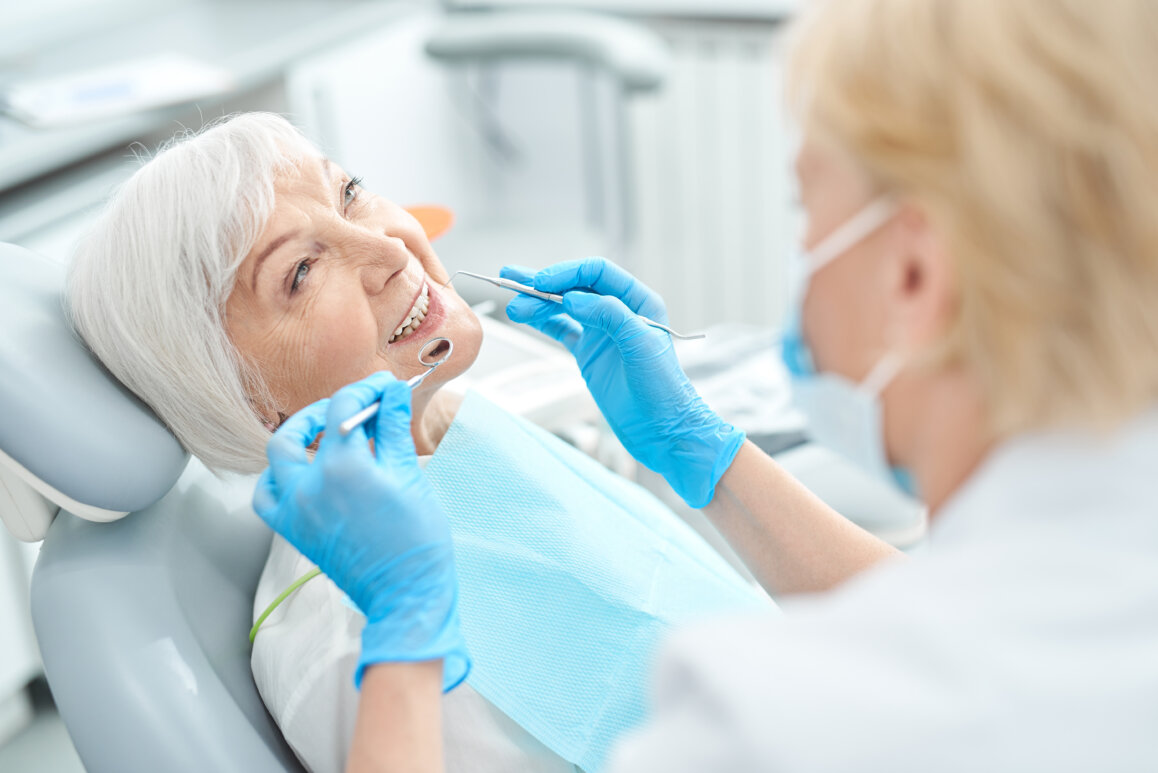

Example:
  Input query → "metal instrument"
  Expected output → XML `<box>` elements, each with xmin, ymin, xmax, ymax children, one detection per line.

<box><xmin>337</xmin><ymin>337</ymin><xmax>454</xmax><ymax>436</ymax></box>
<box><xmin>446</xmin><ymin>270</ymin><xmax>706</xmax><ymax>340</ymax></box>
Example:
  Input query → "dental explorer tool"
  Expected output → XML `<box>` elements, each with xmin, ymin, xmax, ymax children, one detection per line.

<box><xmin>445</xmin><ymin>270</ymin><xmax>706</xmax><ymax>341</ymax></box>
<box><xmin>337</xmin><ymin>337</ymin><xmax>454</xmax><ymax>436</ymax></box>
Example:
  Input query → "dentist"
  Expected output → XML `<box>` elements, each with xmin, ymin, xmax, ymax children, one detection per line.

<box><xmin>253</xmin><ymin>0</ymin><xmax>1158</xmax><ymax>770</ymax></box>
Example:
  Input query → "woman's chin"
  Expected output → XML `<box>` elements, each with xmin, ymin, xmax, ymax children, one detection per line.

<box><xmin>441</xmin><ymin>324</ymin><xmax>483</xmax><ymax>383</ymax></box>
<box><xmin>416</xmin><ymin>312</ymin><xmax>483</xmax><ymax>392</ymax></box>
<box><xmin>446</xmin><ymin>303</ymin><xmax>484</xmax><ymax>374</ymax></box>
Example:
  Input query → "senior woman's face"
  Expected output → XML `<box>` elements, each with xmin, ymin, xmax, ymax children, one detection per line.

<box><xmin>226</xmin><ymin>154</ymin><xmax>482</xmax><ymax>419</ymax></box>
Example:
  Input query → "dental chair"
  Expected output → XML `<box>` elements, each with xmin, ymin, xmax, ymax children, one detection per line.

<box><xmin>0</xmin><ymin>243</ymin><xmax>304</xmax><ymax>772</ymax></box>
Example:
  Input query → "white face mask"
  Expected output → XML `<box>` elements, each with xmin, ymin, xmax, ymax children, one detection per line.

<box><xmin>780</xmin><ymin>196</ymin><xmax>919</xmax><ymax>497</ymax></box>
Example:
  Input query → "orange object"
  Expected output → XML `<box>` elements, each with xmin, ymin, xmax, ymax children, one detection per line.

<box><xmin>405</xmin><ymin>205</ymin><xmax>455</xmax><ymax>241</ymax></box>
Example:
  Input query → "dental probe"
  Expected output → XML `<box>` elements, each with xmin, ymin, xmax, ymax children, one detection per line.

<box><xmin>338</xmin><ymin>337</ymin><xmax>454</xmax><ymax>436</ymax></box>
<box><xmin>446</xmin><ymin>270</ymin><xmax>706</xmax><ymax>341</ymax></box>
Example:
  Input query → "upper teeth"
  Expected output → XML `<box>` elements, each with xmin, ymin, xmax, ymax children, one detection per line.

<box><xmin>390</xmin><ymin>283</ymin><xmax>429</xmax><ymax>343</ymax></box>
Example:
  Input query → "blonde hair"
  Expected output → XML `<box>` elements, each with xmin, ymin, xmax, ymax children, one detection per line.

<box><xmin>68</xmin><ymin>113</ymin><xmax>319</xmax><ymax>474</ymax></box>
<box><xmin>787</xmin><ymin>0</ymin><xmax>1158</xmax><ymax>436</ymax></box>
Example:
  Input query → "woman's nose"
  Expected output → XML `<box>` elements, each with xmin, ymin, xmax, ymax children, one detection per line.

<box><xmin>356</xmin><ymin>233</ymin><xmax>410</xmax><ymax>293</ymax></box>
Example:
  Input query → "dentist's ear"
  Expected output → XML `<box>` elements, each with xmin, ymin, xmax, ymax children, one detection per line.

<box><xmin>886</xmin><ymin>203</ymin><xmax>957</xmax><ymax>352</ymax></box>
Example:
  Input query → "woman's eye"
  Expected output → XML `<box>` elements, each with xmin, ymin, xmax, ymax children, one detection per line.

<box><xmin>344</xmin><ymin>176</ymin><xmax>363</xmax><ymax>209</ymax></box>
<box><xmin>291</xmin><ymin>260</ymin><xmax>311</xmax><ymax>293</ymax></box>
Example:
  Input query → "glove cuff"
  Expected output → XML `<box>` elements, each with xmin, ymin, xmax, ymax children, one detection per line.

<box><xmin>355</xmin><ymin>585</ymin><xmax>471</xmax><ymax>692</ymax></box>
<box><xmin>353</xmin><ymin>544</ymin><xmax>472</xmax><ymax>692</ymax></box>
<box><xmin>666</xmin><ymin>420</ymin><xmax>746</xmax><ymax>509</ymax></box>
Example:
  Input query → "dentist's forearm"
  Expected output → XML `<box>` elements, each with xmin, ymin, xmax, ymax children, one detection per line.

<box><xmin>704</xmin><ymin>441</ymin><xmax>901</xmax><ymax>596</ymax></box>
<box><xmin>347</xmin><ymin>661</ymin><xmax>445</xmax><ymax>773</ymax></box>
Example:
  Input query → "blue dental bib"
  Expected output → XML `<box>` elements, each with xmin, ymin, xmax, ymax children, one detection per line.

<box><xmin>425</xmin><ymin>392</ymin><xmax>775</xmax><ymax>772</ymax></box>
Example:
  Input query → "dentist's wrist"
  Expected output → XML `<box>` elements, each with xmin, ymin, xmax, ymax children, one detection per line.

<box><xmin>354</xmin><ymin>660</ymin><xmax>445</xmax><ymax>772</ymax></box>
<box><xmin>357</xmin><ymin>606</ymin><xmax>471</xmax><ymax>692</ymax></box>
<box><xmin>663</xmin><ymin>416</ymin><xmax>746</xmax><ymax>509</ymax></box>
<box><xmin>353</xmin><ymin>543</ymin><xmax>472</xmax><ymax>692</ymax></box>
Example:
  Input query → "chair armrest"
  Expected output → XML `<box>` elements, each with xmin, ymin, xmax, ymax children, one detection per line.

<box><xmin>425</xmin><ymin>9</ymin><xmax>671</xmax><ymax>92</ymax></box>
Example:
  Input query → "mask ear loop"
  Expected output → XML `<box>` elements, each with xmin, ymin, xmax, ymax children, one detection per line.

<box><xmin>805</xmin><ymin>197</ymin><xmax>899</xmax><ymax>275</ymax></box>
<box><xmin>797</xmin><ymin>195</ymin><xmax>904</xmax><ymax>391</ymax></box>
<box><xmin>860</xmin><ymin>351</ymin><xmax>906</xmax><ymax>398</ymax></box>
<box><xmin>791</xmin><ymin>196</ymin><xmax>907</xmax><ymax>395</ymax></box>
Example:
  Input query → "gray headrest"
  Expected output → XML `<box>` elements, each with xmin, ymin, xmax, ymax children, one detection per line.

<box><xmin>0</xmin><ymin>243</ymin><xmax>188</xmax><ymax>540</ymax></box>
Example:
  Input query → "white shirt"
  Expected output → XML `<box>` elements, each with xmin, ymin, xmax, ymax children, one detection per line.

<box><xmin>608</xmin><ymin>410</ymin><xmax>1158</xmax><ymax>772</ymax></box>
<box><xmin>252</xmin><ymin>533</ymin><xmax>579</xmax><ymax>773</ymax></box>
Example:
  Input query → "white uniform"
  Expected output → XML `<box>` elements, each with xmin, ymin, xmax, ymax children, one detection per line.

<box><xmin>609</xmin><ymin>409</ymin><xmax>1158</xmax><ymax>772</ymax></box>
<box><xmin>251</xmin><ymin>534</ymin><xmax>578</xmax><ymax>773</ymax></box>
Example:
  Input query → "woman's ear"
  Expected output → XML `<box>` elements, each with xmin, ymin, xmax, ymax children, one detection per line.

<box><xmin>887</xmin><ymin>204</ymin><xmax>956</xmax><ymax>350</ymax></box>
<box><xmin>261</xmin><ymin>411</ymin><xmax>289</xmax><ymax>433</ymax></box>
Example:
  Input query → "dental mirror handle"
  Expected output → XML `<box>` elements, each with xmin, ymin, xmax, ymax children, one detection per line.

<box><xmin>337</xmin><ymin>369</ymin><xmax>434</xmax><ymax>436</ymax></box>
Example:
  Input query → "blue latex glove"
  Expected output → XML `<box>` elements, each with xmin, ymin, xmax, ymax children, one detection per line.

<box><xmin>253</xmin><ymin>372</ymin><xmax>469</xmax><ymax>691</ymax></box>
<box><xmin>502</xmin><ymin>258</ymin><xmax>744</xmax><ymax>508</ymax></box>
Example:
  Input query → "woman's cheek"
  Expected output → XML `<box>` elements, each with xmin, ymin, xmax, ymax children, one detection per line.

<box><xmin>448</xmin><ymin>307</ymin><xmax>484</xmax><ymax>378</ymax></box>
<box><xmin>419</xmin><ymin>248</ymin><xmax>450</xmax><ymax>285</ymax></box>
<box><xmin>304</xmin><ymin>304</ymin><xmax>383</xmax><ymax>382</ymax></box>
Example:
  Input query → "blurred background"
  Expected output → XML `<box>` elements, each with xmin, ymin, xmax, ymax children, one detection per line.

<box><xmin>0</xmin><ymin>0</ymin><xmax>803</xmax><ymax>768</ymax></box>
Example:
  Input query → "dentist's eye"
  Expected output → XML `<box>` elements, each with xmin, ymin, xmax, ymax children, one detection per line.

<box><xmin>344</xmin><ymin>176</ymin><xmax>362</xmax><ymax>209</ymax></box>
<box><xmin>291</xmin><ymin>259</ymin><xmax>312</xmax><ymax>293</ymax></box>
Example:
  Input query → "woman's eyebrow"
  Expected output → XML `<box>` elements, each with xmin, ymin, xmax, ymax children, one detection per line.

<box><xmin>250</xmin><ymin>158</ymin><xmax>333</xmax><ymax>291</ymax></box>
<box><xmin>324</xmin><ymin>158</ymin><xmax>345</xmax><ymax>209</ymax></box>
<box><xmin>250</xmin><ymin>230</ymin><xmax>300</xmax><ymax>290</ymax></box>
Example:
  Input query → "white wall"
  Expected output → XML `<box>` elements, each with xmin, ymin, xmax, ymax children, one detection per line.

<box><xmin>284</xmin><ymin>12</ymin><xmax>491</xmax><ymax>225</ymax></box>
<box><xmin>286</xmin><ymin>10</ymin><xmax>799</xmax><ymax>330</ymax></box>
<box><xmin>0</xmin><ymin>0</ymin><xmax>177</xmax><ymax>60</ymax></box>
<box><xmin>284</xmin><ymin>10</ymin><xmax>594</xmax><ymax>233</ymax></box>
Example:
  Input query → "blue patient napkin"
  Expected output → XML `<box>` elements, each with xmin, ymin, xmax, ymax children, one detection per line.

<box><xmin>425</xmin><ymin>391</ymin><xmax>775</xmax><ymax>772</ymax></box>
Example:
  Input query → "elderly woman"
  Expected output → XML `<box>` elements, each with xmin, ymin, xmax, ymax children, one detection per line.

<box><xmin>250</xmin><ymin>0</ymin><xmax>1158</xmax><ymax>771</ymax></box>
<box><xmin>67</xmin><ymin>113</ymin><xmax>873</xmax><ymax>773</ymax></box>
<box><xmin>64</xmin><ymin>113</ymin><xmax>512</xmax><ymax>773</ymax></box>
<box><xmin>68</xmin><ymin>114</ymin><xmax>480</xmax><ymax>474</ymax></box>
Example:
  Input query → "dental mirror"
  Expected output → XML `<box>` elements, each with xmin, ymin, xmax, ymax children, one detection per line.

<box><xmin>337</xmin><ymin>337</ymin><xmax>454</xmax><ymax>436</ymax></box>
<box><xmin>415</xmin><ymin>336</ymin><xmax>454</xmax><ymax>371</ymax></box>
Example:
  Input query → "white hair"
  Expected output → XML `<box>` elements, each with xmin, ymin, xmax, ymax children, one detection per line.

<box><xmin>67</xmin><ymin>112</ymin><xmax>320</xmax><ymax>474</ymax></box>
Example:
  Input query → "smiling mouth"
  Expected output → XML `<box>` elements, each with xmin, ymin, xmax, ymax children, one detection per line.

<box><xmin>390</xmin><ymin>282</ymin><xmax>430</xmax><ymax>344</ymax></box>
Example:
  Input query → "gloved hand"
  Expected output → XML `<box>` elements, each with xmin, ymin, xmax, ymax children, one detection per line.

<box><xmin>253</xmin><ymin>372</ymin><xmax>469</xmax><ymax>691</ymax></box>
<box><xmin>502</xmin><ymin>258</ymin><xmax>744</xmax><ymax>508</ymax></box>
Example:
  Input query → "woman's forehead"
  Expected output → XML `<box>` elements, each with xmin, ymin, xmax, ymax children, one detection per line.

<box><xmin>274</xmin><ymin>154</ymin><xmax>335</xmax><ymax>194</ymax></box>
<box><xmin>241</xmin><ymin>157</ymin><xmax>335</xmax><ymax>272</ymax></box>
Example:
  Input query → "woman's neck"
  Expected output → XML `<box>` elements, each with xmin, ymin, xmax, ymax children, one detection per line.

<box><xmin>409</xmin><ymin>389</ymin><xmax>463</xmax><ymax>456</ymax></box>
